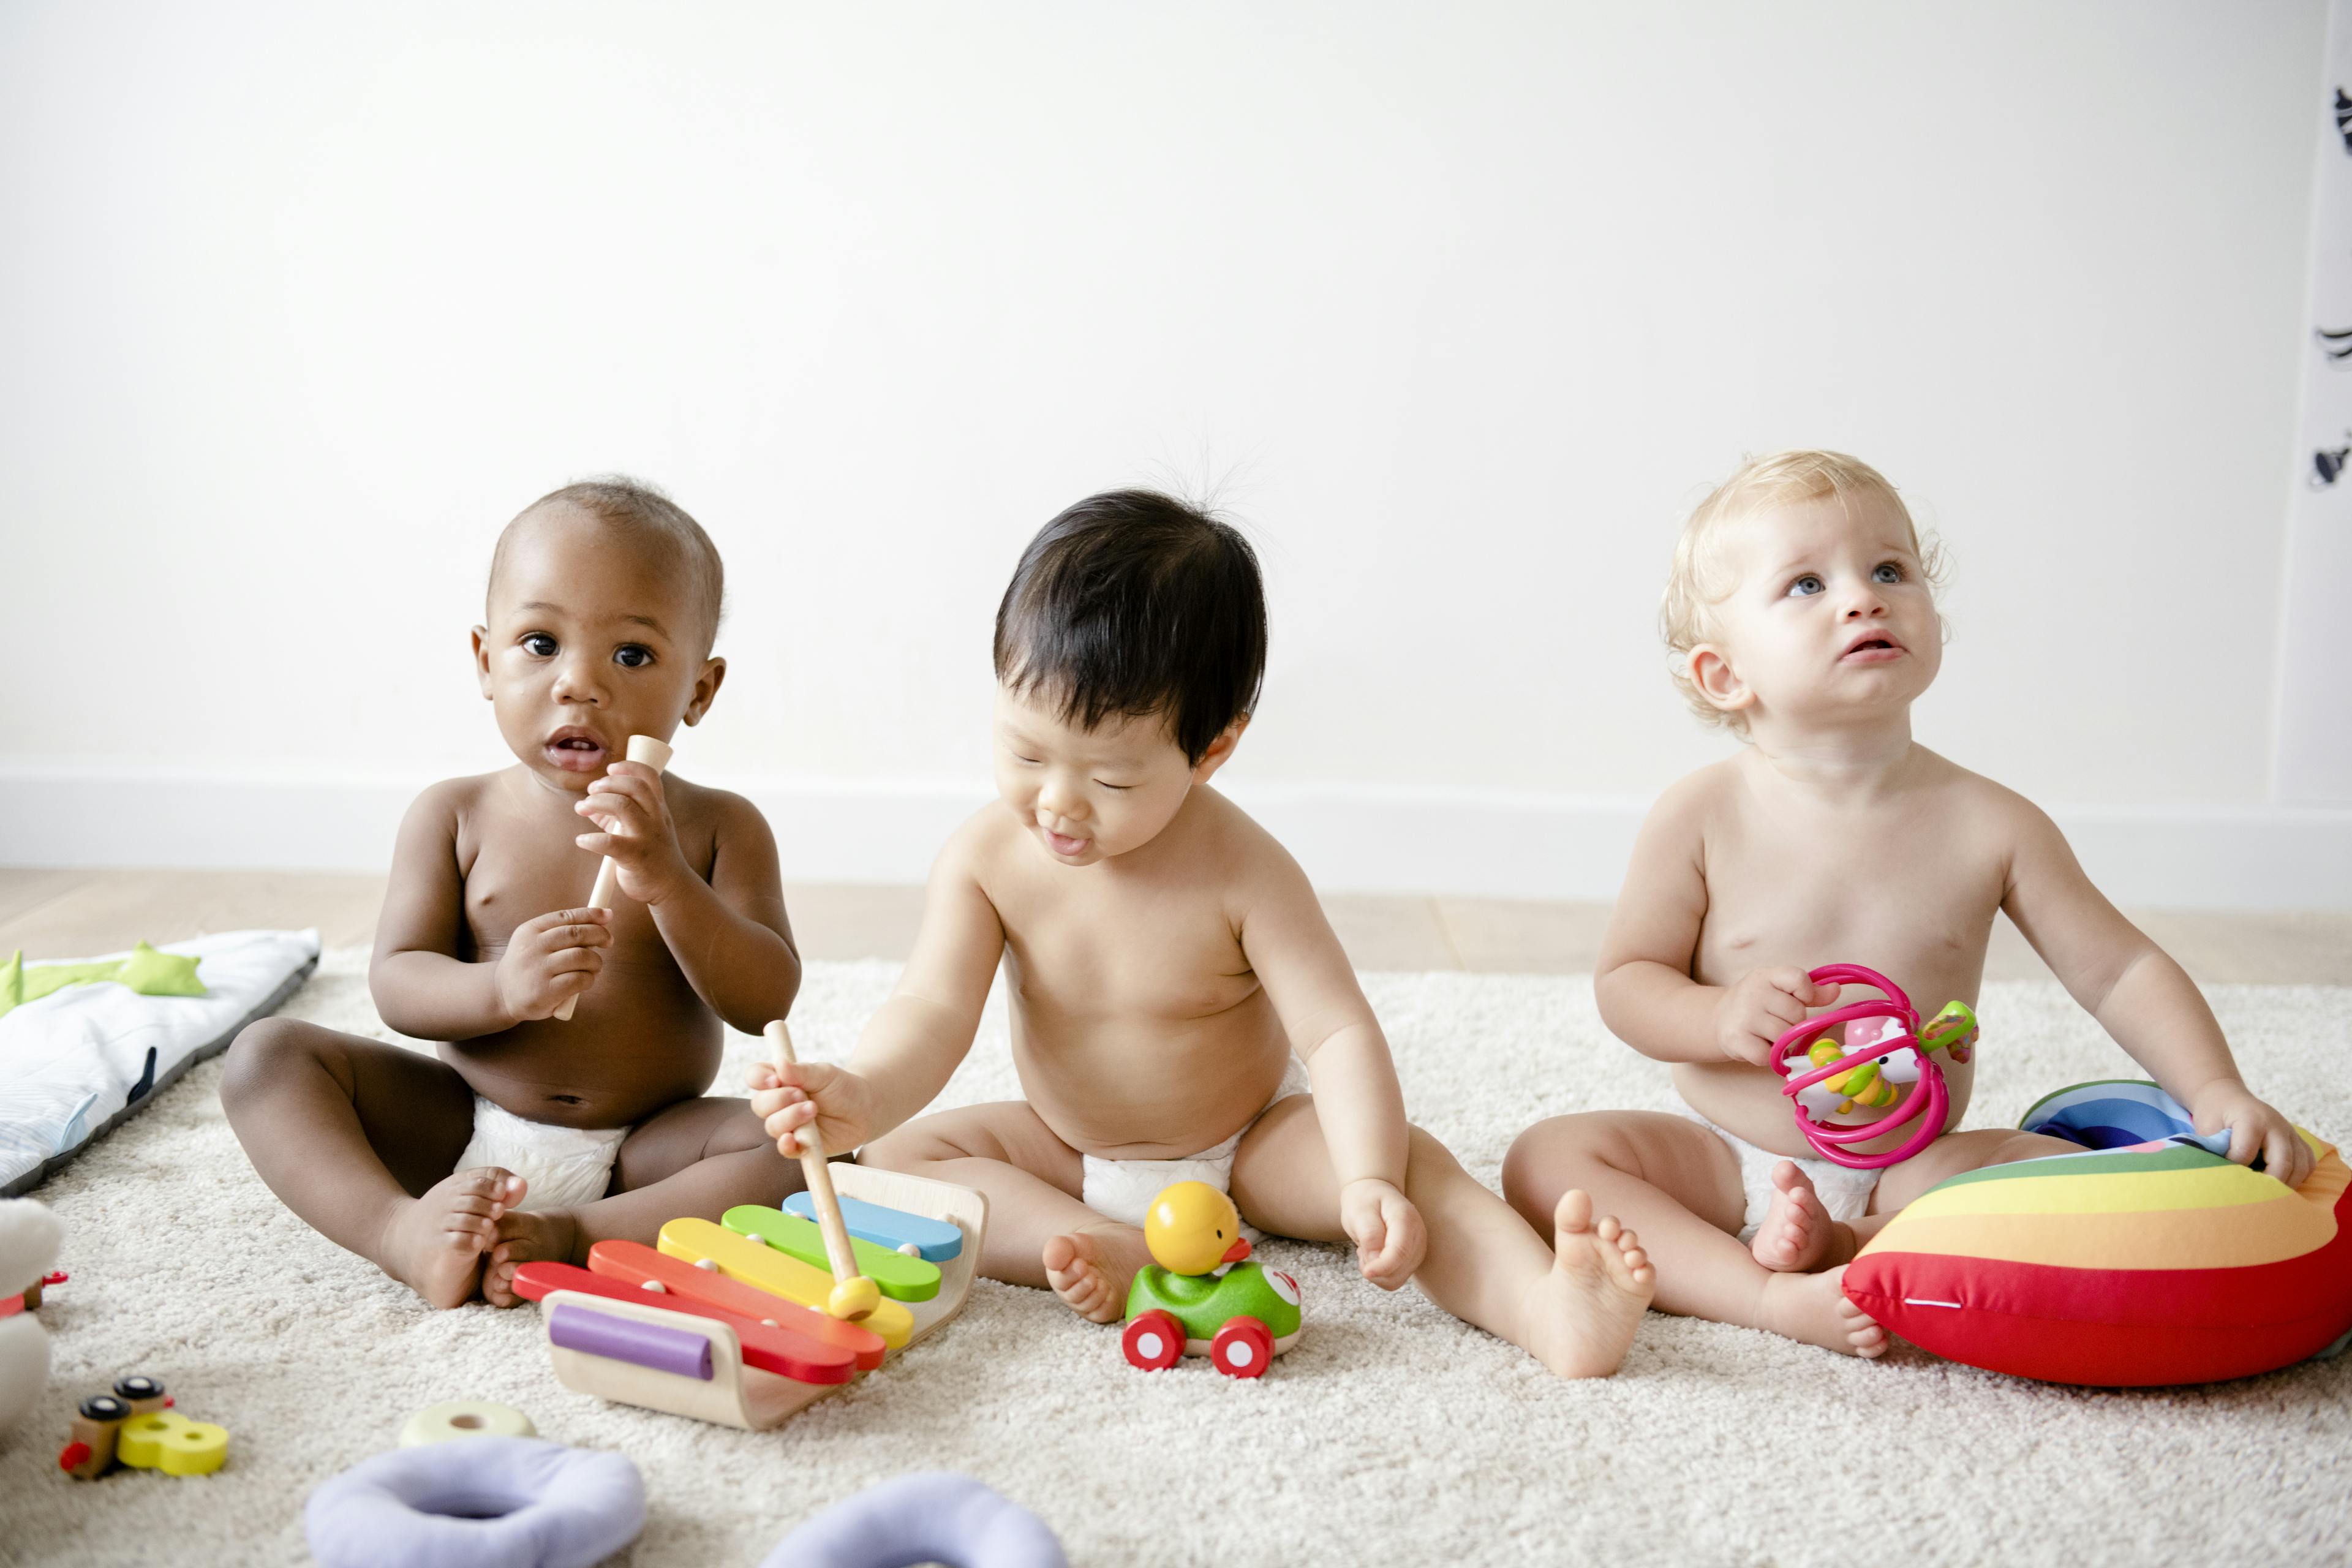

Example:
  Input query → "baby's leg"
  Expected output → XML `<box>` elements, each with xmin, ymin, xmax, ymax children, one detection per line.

<box><xmin>483</xmin><ymin>1096</ymin><xmax>804</xmax><ymax>1306</ymax></box>
<box><xmin>1502</xmin><ymin>1111</ymin><xmax>1885</xmax><ymax>1357</ymax></box>
<box><xmin>861</xmin><ymin>1104</ymin><xmax>1145</xmax><ymax>1322</ymax></box>
<box><xmin>1232</xmin><ymin>1099</ymin><xmax>1655</xmax><ymax>1379</ymax></box>
<box><xmin>219</xmin><ymin>1017</ymin><xmax>511</xmax><ymax>1309</ymax></box>
<box><xmin>1752</xmin><ymin>1125</ymin><xmax>2087</xmax><ymax>1273</ymax></box>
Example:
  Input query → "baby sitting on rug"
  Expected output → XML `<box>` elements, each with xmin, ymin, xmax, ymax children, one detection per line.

<box><xmin>222</xmin><ymin>479</ymin><xmax>805</xmax><ymax>1308</ymax></box>
<box><xmin>750</xmin><ymin>491</ymin><xmax>1656</xmax><ymax>1378</ymax></box>
<box><xmin>1501</xmin><ymin>449</ymin><xmax>2312</xmax><ymax>1357</ymax></box>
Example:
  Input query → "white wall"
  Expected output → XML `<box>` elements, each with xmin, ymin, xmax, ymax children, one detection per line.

<box><xmin>2</xmin><ymin>1</ymin><xmax>2345</xmax><ymax>906</ymax></box>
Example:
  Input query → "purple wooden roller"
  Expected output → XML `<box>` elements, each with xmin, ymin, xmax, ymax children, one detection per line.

<box><xmin>549</xmin><ymin>1303</ymin><xmax>715</xmax><ymax>1381</ymax></box>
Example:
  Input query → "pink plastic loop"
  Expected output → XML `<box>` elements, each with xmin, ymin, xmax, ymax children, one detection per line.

<box><xmin>1766</xmin><ymin>964</ymin><xmax>1949</xmax><ymax>1170</ymax></box>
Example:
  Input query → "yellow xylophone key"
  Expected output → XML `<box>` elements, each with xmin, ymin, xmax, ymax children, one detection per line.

<box><xmin>657</xmin><ymin>1218</ymin><xmax>913</xmax><ymax>1348</ymax></box>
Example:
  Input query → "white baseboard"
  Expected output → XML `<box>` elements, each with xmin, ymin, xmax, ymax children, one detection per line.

<box><xmin>1</xmin><ymin>767</ymin><xmax>2347</xmax><ymax>910</ymax></box>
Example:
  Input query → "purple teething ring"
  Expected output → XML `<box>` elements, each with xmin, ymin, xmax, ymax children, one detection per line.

<box><xmin>1768</xmin><ymin>964</ymin><xmax>1949</xmax><ymax>1170</ymax></box>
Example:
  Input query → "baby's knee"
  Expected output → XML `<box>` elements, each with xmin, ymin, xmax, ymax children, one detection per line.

<box><xmin>1500</xmin><ymin>1114</ymin><xmax>1615</xmax><ymax>1212</ymax></box>
<box><xmin>861</xmin><ymin>1112</ymin><xmax>990</xmax><ymax>1174</ymax></box>
<box><xmin>1986</xmin><ymin>1129</ymin><xmax>2078</xmax><ymax>1169</ymax></box>
<box><xmin>857</xmin><ymin>1128</ymin><xmax>932</xmax><ymax>1175</ymax></box>
<box><xmin>219</xmin><ymin>1016</ymin><xmax>326</xmax><ymax>1104</ymax></box>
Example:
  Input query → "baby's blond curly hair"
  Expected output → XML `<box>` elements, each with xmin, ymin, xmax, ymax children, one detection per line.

<box><xmin>1662</xmin><ymin>450</ymin><xmax>1945</xmax><ymax>733</ymax></box>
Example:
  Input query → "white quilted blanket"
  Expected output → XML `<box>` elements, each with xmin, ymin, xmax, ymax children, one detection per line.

<box><xmin>0</xmin><ymin>929</ymin><xmax>318</xmax><ymax>1194</ymax></box>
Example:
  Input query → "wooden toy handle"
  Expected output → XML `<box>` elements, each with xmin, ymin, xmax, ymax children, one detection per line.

<box><xmin>552</xmin><ymin>733</ymin><xmax>674</xmax><ymax>1022</ymax></box>
<box><xmin>766</xmin><ymin>1019</ymin><xmax>863</xmax><ymax>1286</ymax></box>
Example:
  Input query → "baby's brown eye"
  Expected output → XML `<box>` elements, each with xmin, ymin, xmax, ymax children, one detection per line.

<box><xmin>614</xmin><ymin>645</ymin><xmax>654</xmax><ymax>669</ymax></box>
<box><xmin>521</xmin><ymin>634</ymin><xmax>557</xmax><ymax>657</ymax></box>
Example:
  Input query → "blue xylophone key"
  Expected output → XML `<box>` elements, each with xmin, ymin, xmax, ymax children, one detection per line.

<box><xmin>786</xmin><ymin>1191</ymin><xmax>963</xmax><ymax>1261</ymax></box>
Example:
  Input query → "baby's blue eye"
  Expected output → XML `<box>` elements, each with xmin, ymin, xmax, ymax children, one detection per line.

<box><xmin>614</xmin><ymin>644</ymin><xmax>654</xmax><ymax>669</ymax></box>
<box><xmin>521</xmin><ymin>633</ymin><xmax>557</xmax><ymax>657</ymax></box>
<box><xmin>1787</xmin><ymin>575</ymin><xmax>1824</xmax><ymax>597</ymax></box>
<box><xmin>1872</xmin><ymin>562</ymin><xmax>1904</xmax><ymax>584</ymax></box>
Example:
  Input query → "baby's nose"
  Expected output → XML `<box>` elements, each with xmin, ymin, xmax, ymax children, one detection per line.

<box><xmin>551</xmin><ymin>655</ymin><xmax>605</xmax><ymax>701</ymax></box>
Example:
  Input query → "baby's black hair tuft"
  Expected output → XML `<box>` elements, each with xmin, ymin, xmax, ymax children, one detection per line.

<box><xmin>993</xmin><ymin>490</ymin><xmax>1267</xmax><ymax>765</ymax></box>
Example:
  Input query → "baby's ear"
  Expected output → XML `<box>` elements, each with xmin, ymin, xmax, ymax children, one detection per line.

<box><xmin>1686</xmin><ymin>644</ymin><xmax>1754</xmax><ymax>717</ymax></box>
<box><xmin>470</xmin><ymin>626</ymin><xmax>494</xmax><ymax>697</ymax></box>
<box><xmin>1192</xmin><ymin>713</ymin><xmax>1251</xmax><ymax>781</ymax></box>
<box><xmin>682</xmin><ymin>656</ymin><xmax>727</xmax><ymax>726</ymax></box>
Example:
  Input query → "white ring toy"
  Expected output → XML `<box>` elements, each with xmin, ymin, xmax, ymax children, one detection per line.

<box><xmin>398</xmin><ymin>1400</ymin><xmax>536</xmax><ymax>1447</ymax></box>
<box><xmin>304</xmin><ymin>1436</ymin><xmax>644</xmax><ymax>1568</ymax></box>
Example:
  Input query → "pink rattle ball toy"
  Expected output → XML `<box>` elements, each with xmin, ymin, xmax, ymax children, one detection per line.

<box><xmin>1768</xmin><ymin>964</ymin><xmax>1978</xmax><ymax>1170</ymax></box>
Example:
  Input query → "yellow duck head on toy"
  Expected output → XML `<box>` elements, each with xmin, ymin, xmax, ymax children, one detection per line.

<box><xmin>1143</xmin><ymin>1182</ymin><xmax>1253</xmax><ymax>1276</ymax></box>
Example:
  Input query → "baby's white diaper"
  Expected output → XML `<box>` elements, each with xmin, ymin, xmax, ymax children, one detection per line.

<box><xmin>454</xmin><ymin>1096</ymin><xmax>628</xmax><ymax>1212</ymax></box>
<box><xmin>1673</xmin><ymin>1106</ymin><xmax>1879</xmax><ymax>1243</ymax></box>
<box><xmin>1080</xmin><ymin>1057</ymin><xmax>1312</xmax><ymax>1232</ymax></box>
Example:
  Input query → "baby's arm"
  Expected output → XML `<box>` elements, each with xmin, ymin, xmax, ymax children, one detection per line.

<box><xmin>750</xmin><ymin>835</ymin><xmax>1005</xmax><ymax>1156</ymax></box>
<box><xmin>1239</xmin><ymin>853</ymin><xmax>1424</xmax><ymax>1288</ymax></box>
<box><xmin>572</xmin><ymin>767</ymin><xmax>799</xmax><ymax>1032</ymax></box>
<box><xmin>1595</xmin><ymin>777</ymin><xmax>1834</xmax><ymax>1065</ymax></box>
<box><xmin>1999</xmin><ymin>796</ymin><xmax>2314</xmax><ymax>1188</ymax></box>
<box><xmin>370</xmin><ymin>782</ymin><xmax>614</xmax><ymax>1038</ymax></box>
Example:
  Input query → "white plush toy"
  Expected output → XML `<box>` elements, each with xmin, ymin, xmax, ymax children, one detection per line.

<box><xmin>0</xmin><ymin>1198</ymin><xmax>64</xmax><ymax>1436</ymax></box>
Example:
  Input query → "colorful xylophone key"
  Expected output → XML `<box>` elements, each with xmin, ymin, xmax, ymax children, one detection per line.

<box><xmin>722</xmin><ymin>1205</ymin><xmax>941</xmax><ymax>1302</ymax></box>
<box><xmin>586</xmin><ymin>1241</ymin><xmax>888</xmax><ymax>1369</ymax></box>
<box><xmin>512</xmin><ymin>1261</ymin><xmax>857</xmax><ymax>1384</ymax></box>
<box><xmin>658</xmin><ymin>1219</ymin><xmax>914</xmax><ymax>1348</ymax></box>
<box><xmin>786</xmin><ymin>1191</ymin><xmax>964</xmax><ymax>1262</ymax></box>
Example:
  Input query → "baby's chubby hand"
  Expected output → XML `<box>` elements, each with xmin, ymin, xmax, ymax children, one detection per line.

<box><xmin>575</xmin><ymin>761</ymin><xmax>692</xmax><ymax>905</ymax></box>
<box><xmin>494</xmin><ymin>907</ymin><xmax>612</xmax><ymax>1022</ymax></box>
<box><xmin>2191</xmin><ymin>1080</ymin><xmax>2315</xmax><ymax>1191</ymax></box>
<box><xmin>1340</xmin><ymin>1177</ymin><xmax>1427</xmax><ymax>1290</ymax></box>
<box><xmin>748</xmin><ymin>1057</ymin><xmax>877</xmax><ymax>1159</ymax></box>
<box><xmin>1716</xmin><ymin>966</ymin><xmax>1841</xmax><ymax>1066</ymax></box>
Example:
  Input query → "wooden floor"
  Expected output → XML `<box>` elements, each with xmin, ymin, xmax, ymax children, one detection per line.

<box><xmin>1</xmin><ymin>867</ymin><xmax>2346</xmax><ymax>983</ymax></box>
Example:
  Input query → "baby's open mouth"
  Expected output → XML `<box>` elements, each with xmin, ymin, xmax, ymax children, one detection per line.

<box><xmin>544</xmin><ymin>729</ymin><xmax>609</xmax><ymax>771</ymax></box>
<box><xmin>1042</xmin><ymin>827</ymin><xmax>1089</xmax><ymax>856</ymax></box>
<box><xmin>1841</xmin><ymin>635</ymin><xmax>1904</xmax><ymax>663</ymax></box>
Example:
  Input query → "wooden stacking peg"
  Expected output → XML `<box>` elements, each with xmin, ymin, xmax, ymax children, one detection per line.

<box><xmin>552</xmin><ymin>733</ymin><xmax>673</xmax><ymax>1021</ymax></box>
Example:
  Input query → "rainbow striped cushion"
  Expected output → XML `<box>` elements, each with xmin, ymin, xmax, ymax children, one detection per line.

<box><xmin>1843</xmin><ymin>1082</ymin><xmax>2352</xmax><ymax>1386</ymax></box>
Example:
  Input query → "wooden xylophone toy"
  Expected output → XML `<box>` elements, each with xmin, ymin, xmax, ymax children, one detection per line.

<box><xmin>515</xmin><ymin>1166</ymin><xmax>986</xmax><ymax>1430</ymax></box>
<box><xmin>514</xmin><ymin>1020</ymin><xmax>987</xmax><ymax>1430</ymax></box>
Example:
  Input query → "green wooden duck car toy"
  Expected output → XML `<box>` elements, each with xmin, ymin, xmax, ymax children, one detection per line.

<box><xmin>1121</xmin><ymin>1181</ymin><xmax>1302</xmax><ymax>1378</ymax></box>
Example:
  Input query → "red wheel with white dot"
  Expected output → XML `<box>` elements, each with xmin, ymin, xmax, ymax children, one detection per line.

<box><xmin>1210</xmin><ymin>1316</ymin><xmax>1273</xmax><ymax>1379</ymax></box>
<box><xmin>1122</xmin><ymin>1310</ymin><xmax>1184</xmax><ymax>1371</ymax></box>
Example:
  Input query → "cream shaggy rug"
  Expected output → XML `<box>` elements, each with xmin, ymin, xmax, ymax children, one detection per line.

<box><xmin>4</xmin><ymin>951</ymin><xmax>2349</xmax><ymax>1567</ymax></box>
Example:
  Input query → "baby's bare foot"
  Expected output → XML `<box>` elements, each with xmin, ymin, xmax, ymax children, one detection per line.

<box><xmin>1762</xmin><ymin>1265</ymin><xmax>1888</xmax><ymax>1357</ymax></box>
<box><xmin>379</xmin><ymin>1169</ymin><xmax>519</xmax><ymax>1310</ymax></box>
<box><xmin>1751</xmin><ymin>1160</ymin><xmax>1845</xmax><ymax>1273</ymax></box>
<box><xmin>1521</xmin><ymin>1189</ymin><xmax>1657</xmax><ymax>1380</ymax></box>
<box><xmin>483</xmin><ymin>1196</ymin><xmax>578</xmax><ymax>1308</ymax></box>
<box><xmin>1041</xmin><ymin>1223</ymin><xmax>1153</xmax><ymax>1324</ymax></box>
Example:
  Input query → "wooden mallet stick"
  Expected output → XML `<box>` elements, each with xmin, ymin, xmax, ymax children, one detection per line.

<box><xmin>551</xmin><ymin>733</ymin><xmax>674</xmax><ymax>1022</ymax></box>
<box><xmin>764</xmin><ymin>1018</ymin><xmax>880</xmax><ymax>1322</ymax></box>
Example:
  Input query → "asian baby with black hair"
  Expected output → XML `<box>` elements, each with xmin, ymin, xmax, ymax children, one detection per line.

<box><xmin>748</xmin><ymin>490</ymin><xmax>1659</xmax><ymax>1378</ymax></box>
